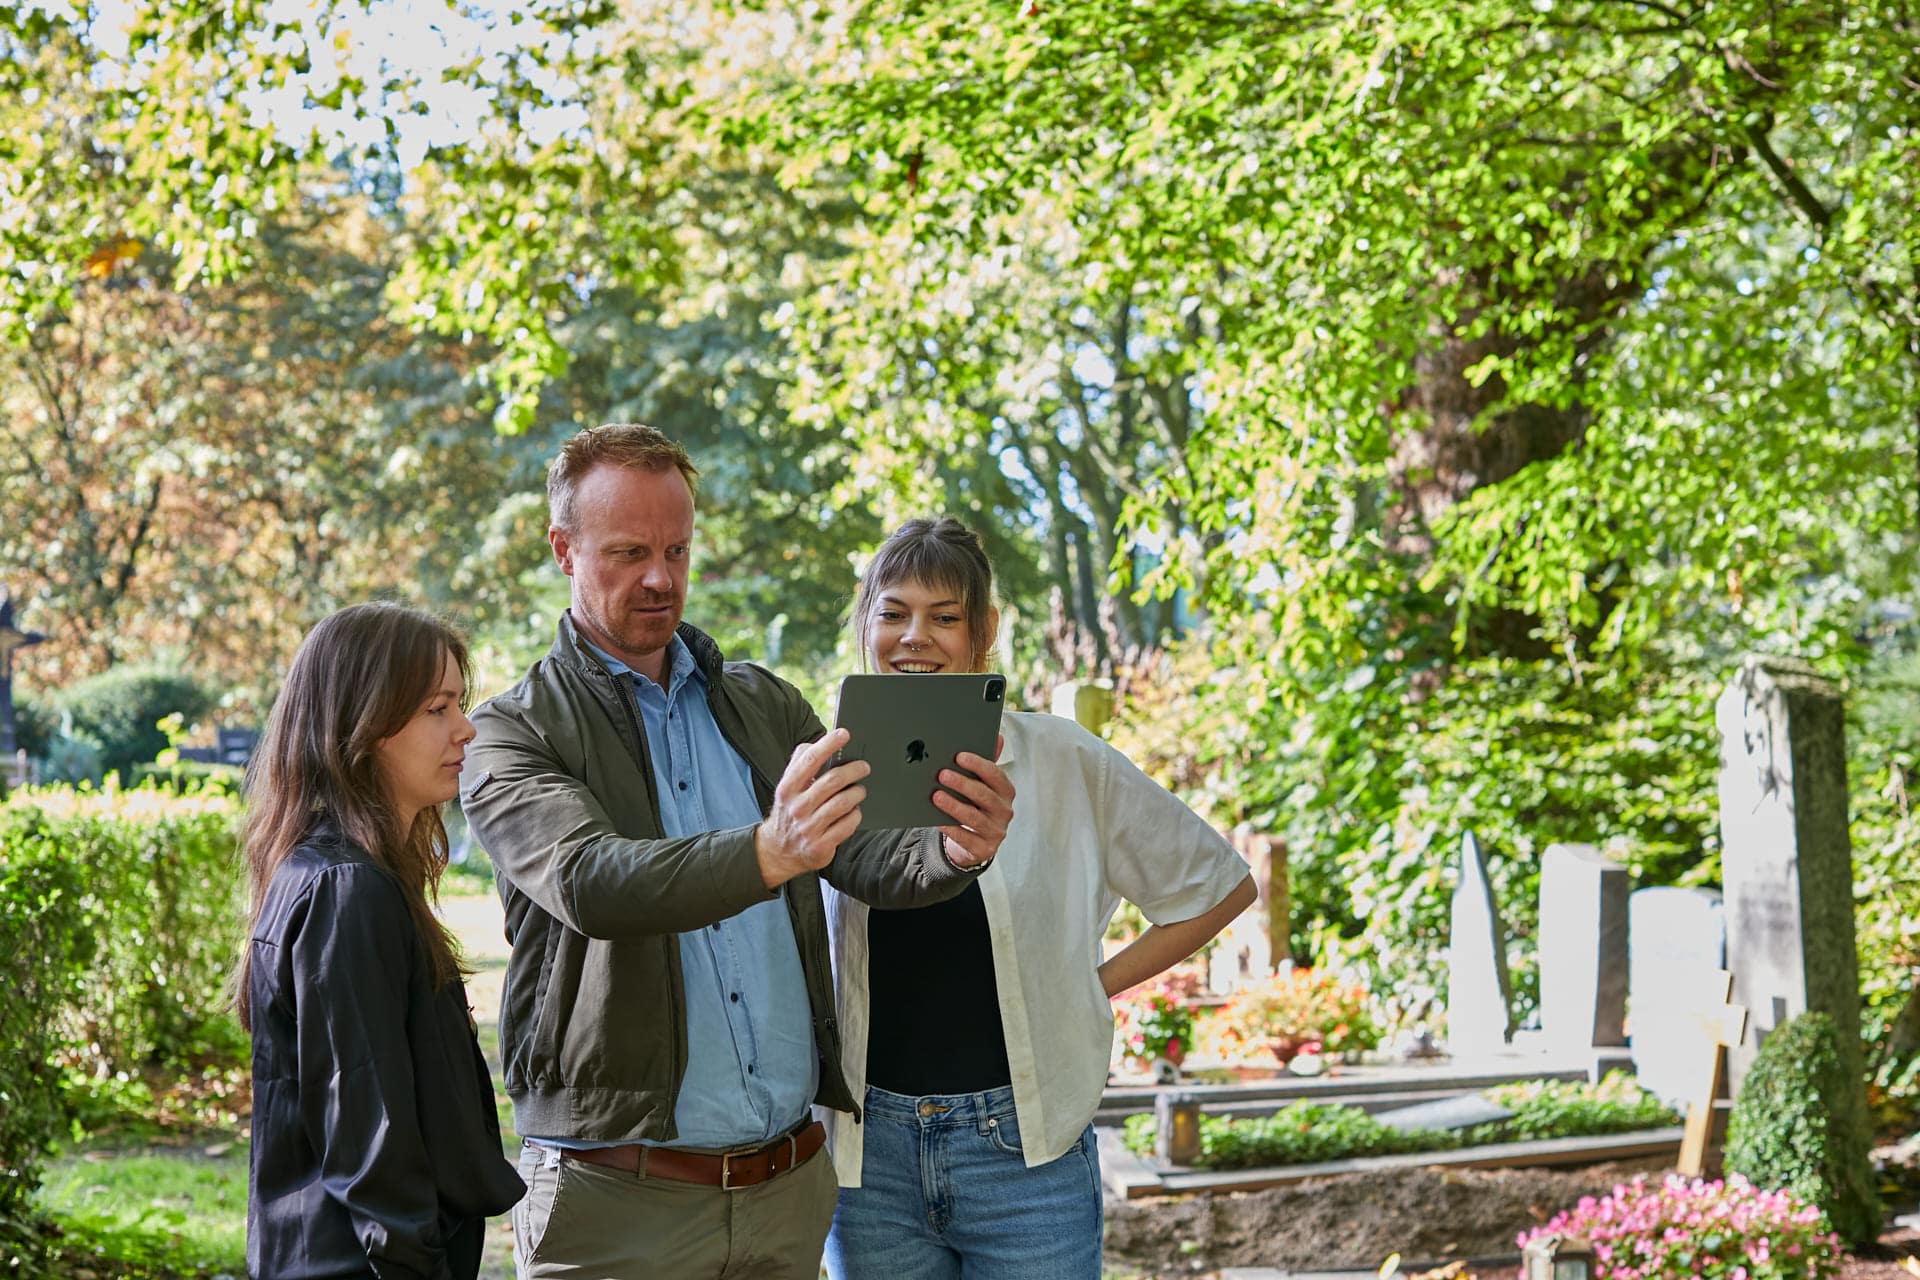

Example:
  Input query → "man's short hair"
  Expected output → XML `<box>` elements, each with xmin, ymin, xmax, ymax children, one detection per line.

<box><xmin>547</xmin><ymin>423</ymin><xmax>701</xmax><ymax>533</ymax></box>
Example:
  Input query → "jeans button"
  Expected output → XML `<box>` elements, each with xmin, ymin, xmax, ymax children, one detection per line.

<box><xmin>919</xmin><ymin>1102</ymin><xmax>935</xmax><ymax>1118</ymax></box>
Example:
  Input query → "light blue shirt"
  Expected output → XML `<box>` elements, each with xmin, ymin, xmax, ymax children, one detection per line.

<box><xmin>537</xmin><ymin>634</ymin><xmax>818</xmax><ymax>1151</ymax></box>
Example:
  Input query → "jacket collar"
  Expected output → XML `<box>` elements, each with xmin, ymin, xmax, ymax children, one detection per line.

<box><xmin>550</xmin><ymin>610</ymin><xmax>727</xmax><ymax>684</ymax></box>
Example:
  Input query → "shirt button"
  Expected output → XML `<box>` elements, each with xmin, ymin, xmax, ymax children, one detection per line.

<box><xmin>747</xmin><ymin>1064</ymin><xmax>755</xmax><ymax>1075</ymax></box>
<box><xmin>678</xmin><ymin>781</ymin><xmax>688</xmax><ymax>791</ymax></box>
<box><xmin>730</xmin><ymin>992</ymin><xmax>740</xmax><ymax>1003</ymax></box>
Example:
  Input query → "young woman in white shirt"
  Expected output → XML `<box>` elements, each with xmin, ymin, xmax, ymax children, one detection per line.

<box><xmin>823</xmin><ymin>517</ymin><xmax>1257</xmax><ymax>1280</ymax></box>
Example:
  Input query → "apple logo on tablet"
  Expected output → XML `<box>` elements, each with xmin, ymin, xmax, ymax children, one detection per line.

<box><xmin>905</xmin><ymin>739</ymin><xmax>928</xmax><ymax>764</ymax></box>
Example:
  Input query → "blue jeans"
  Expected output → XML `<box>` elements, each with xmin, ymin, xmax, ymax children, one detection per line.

<box><xmin>824</xmin><ymin>1085</ymin><xmax>1102</xmax><ymax>1280</ymax></box>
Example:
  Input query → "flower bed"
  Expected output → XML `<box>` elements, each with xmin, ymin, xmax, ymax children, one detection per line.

<box><xmin>1517</xmin><ymin>1173</ymin><xmax>1843</xmax><ymax>1280</ymax></box>
<box><xmin>1199</xmin><ymin>968</ymin><xmax>1381</xmax><ymax>1065</ymax></box>
<box><xmin>1114</xmin><ymin>985</ymin><xmax>1196</xmax><ymax>1068</ymax></box>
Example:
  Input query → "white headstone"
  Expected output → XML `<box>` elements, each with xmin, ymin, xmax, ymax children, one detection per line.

<box><xmin>1539</xmin><ymin>843</ymin><xmax>1630</xmax><ymax>1054</ymax></box>
<box><xmin>1446</xmin><ymin>831</ymin><xmax>1513</xmax><ymax>1056</ymax></box>
<box><xmin>1207</xmin><ymin>908</ymin><xmax>1273</xmax><ymax>995</ymax></box>
<box><xmin>1627</xmin><ymin>886</ymin><xmax>1725</xmax><ymax>1106</ymax></box>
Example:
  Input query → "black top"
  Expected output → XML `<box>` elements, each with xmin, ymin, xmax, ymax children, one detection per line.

<box><xmin>246</xmin><ymin>825</ymin><xmax>523</xmax><ymax>1280</ymax></box>
<box><xmin>866</xmin><ymin>880</ymin><xmax>1012</xmax><ymax>1095</ymax></box>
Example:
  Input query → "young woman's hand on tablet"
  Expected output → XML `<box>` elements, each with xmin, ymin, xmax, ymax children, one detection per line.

<box><xmin>934</xmin><ymin>734</ymin><xmax>1014</xmax><ymax>870</ymax></box>
<box><xmin>755</xmin><ymin>729</ymin><xmax>871</xmax><ymax>888</ymax></box>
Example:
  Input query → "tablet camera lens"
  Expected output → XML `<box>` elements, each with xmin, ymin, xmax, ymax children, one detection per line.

<box><xmin>985</xmin><ymin>678</ymin><xmax>1004</xmax><ymax>703</ymax></box>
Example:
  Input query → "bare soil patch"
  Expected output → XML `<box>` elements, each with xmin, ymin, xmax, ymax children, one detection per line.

<box><xmin>1103</xmin><ymin>1158</ymin><xmax>1671</xmax><ymax>1274</ymax></box>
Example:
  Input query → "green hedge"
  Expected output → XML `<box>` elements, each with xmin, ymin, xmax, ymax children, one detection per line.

<box><xmin>0</xmin><ymin>820</ymin><xmax>95</xmax><ymax>1212</ymax></box>
<box><xmin>126</xmin><ymin>760</ymin><xmax>244</xmax><ymax>795</ymax></box>
<box><xmin>0</xmin><ymin>782</ymin><xmax>244</xmax><ymax>1074</ymax></box>
<box><xmin>1725</xmin><ymin>1010</ymin><xmax>1881</xmax><ymax>1246</ymax></box>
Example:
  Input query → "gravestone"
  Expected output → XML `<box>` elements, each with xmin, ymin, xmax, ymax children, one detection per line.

<box><xmin>1050</xmin><ymin>679</ymin><xmax>1113</xmax><ymax>734</ymax></box>
<box><xmin>0</xmin><ymin>588</ymin><xmax>46</xmax><ymax>765</ymax></box>
<box><xmin>1627</xmin><ymin>886</ymin><xmax>1726</xmax><ymax>1106</ymax></box>
<box><xmin>1373</xmin><ymin>1091</ymin><xmax>1512</xmax><ymax>1133</ymax></box>
<box><xmin>1716</xmin><ymin>657</ymin><xmax>1864</xmax><ymax>1094</ymax></box>
<box><xmin>1538</xmin><ymin>843</ymin><xmax>1630</xmax><ymax>1059</ymax></box>
<box><xmin>1209</xmin><ymin>827</ymin><xmax>1284</xmax><ymax>994</ymax></box>
<box><xmin>1208</xmin><ymin>908</ymin><xmax>1273</xmax><ymax>994</ymax></box>
<box><xmin>1446</xmin><ymin>831</ymin><xmax>1513</xmax><ymax>1056</ymax></box>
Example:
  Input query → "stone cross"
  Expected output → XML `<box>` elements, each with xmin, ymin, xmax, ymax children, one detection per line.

<box><xmin>1446</xmin><ymin>831</ymin><xmax>1514</xmax><ymax>1056</ymax></box>
<box><xmin>1715</xmin><ymin>657</ymin><xmax>1864</xmax><ymax>1093</ymax></box>
<box><xmin>0</xmin><ymin>590</ymin><xmax>46</xmax><ymax>761</ymax></box>
<box><xmin>1675</xmin><ymin>969</ymin><xmax>1748</xmax><ymax>1177</ymax></box>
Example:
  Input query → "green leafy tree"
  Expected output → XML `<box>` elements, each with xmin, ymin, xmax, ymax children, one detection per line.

<box><xmin>2</xmin><ymin>201</ymin><xmax>515</xmax><ymax>702</ymax></box>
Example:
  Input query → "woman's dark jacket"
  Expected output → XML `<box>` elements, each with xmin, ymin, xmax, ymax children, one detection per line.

<box><xmin>246</xmin><ymin>827</ymin><xmax>524</xmax><ymax>1279</ymax></box>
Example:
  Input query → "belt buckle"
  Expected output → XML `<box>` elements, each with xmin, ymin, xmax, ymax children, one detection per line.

<box><xmin>720</xmin><ymin>1130</ymin><xmax>800</xmax><ymax>1191</ymax></box>
<box><xmin>720</xmin><ymin>1146</ymin><xmax>748</xmax><ymax>1191</ymax></box>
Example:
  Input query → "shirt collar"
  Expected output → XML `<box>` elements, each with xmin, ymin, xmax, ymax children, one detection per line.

<box><xmin>581</xmin><ymin>633</ymin><xmax>702</xmax><ymax>695</ymax></box>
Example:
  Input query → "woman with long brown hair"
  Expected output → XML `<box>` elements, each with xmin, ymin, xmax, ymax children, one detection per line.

<box><xmin>237</xmin><ymin>603</ymin><xmax>522</xmax><ymax>1279</ymax></box>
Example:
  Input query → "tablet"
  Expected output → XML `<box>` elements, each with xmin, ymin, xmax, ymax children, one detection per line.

<box><xmin>832</xmin><ymin>672</ymin><xmax>1006</xmax><ymax>830</ymax></box>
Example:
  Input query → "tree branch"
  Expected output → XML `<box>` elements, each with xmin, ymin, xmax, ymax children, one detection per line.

<box><xmin>1744</xmin><ymin>120</ymin><xmax>1831</xmax><ymax>231</ymax></box>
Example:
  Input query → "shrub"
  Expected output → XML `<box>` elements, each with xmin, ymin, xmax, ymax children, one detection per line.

<box><xmin>11</xmin><ymin>692</ymin><xmax>53</xmax><ymax>758</ymax></box>
<box><xmin>127</xmin><ymin>759</ymin><xmax>244</xmax><ymax>794</ymax></box>
<box><xmin>50</xmin><ymin>666</ymin><xmax>218</xmax><ymax>779</ymax></box>
<box><xmin>38</xmin><ymin>732</ymin><xmax>105</xmax><ymax>786</ymax></box>
<box><xmin>0</xmin><ymin>826</ymin><xmax>95</xmax><ymax>1211</ymax></box>
<box><xmin>1724</xmin><ymin>1011</ymin><xmax>1880</xmax><ymax>1246</ymax></box>
<box><xmin>1473</xmin><ymin>1072</ymin><xmax>1677</xmax><ymax>1143</ymax></box>
<box><xmin>1518</xmin><ymin>1174</ymin><xmax>1842</xmax><ymax>1280</ymax></box>
<box><xmin>1210</xmin><ymin>968</ymin><xmax>1379</xmax><ymax>1062</ymax></box>
<box><xmin>0</xmin><ymin>781</ymin><xmax>244</xmax><ymax>1074</ymax></box>
<box><xmin>1123</xmin><ymin>1101</ymin><xmax>1457</xmax><ymax>1170</ymax></box>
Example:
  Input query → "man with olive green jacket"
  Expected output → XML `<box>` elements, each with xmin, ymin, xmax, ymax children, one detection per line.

<box><xmin>461</xmin><ymin>423</ymin><xmax>1015</xmax><ymax>1279</ymax></box>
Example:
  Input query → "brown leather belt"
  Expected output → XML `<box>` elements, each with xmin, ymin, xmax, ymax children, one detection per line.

<box><xmin>554</xmin><ymin>1120</ymin><xmax>825</xmax><ymax>1190</ymax></box>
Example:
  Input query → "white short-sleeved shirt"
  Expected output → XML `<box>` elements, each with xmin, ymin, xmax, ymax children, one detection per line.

<box><xmin>822</xmin><ymin>709</ymin><xmax>1252</xmax><ymax>1182</ymax></box>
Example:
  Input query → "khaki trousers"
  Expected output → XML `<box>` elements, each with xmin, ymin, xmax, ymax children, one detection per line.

<box><xmin>512</xmin><ymin>1140</ymin><xmax>837</xmax><ymax>1279</ymax></box>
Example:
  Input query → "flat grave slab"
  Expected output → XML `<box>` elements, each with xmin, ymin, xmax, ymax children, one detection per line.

<box><xmin>1098</xmin><ymin>1123</ymin><xmax>1685</xmax><ymax>1200</ymax></box>
<box><xmin>1097</xmin><ymin>1060</ymin><xmax>1589</xmax><ymax>1125</ymax></box>
<box><xmin>1371</xmin><ymin>1093</ymin><xmax>1511</xmax><ymax>1132</ymax></box>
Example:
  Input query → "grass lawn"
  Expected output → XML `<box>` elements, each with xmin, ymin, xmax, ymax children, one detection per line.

<box><xmin>32</xmin><ymin>889</ymin><xmax>520</xmax><ymax>1280</ymax></box>
<box><xmin>36</xmin><ymin>1144</ymin><xmax>248</xmax><ymax>1277</ymax></box>
<box><xmin>29</xmin><ymin>888</ymin><xmax>1148</xmax><ymax>1280</ymax></box>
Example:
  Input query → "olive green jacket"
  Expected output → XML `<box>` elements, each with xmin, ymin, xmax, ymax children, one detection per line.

<box><xmin>461</xmin><ymin>613</ymin><xmax>972</xmax><ymax>1143</ymax></box>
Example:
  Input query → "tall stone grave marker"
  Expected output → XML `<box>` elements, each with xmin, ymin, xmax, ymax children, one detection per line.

<box><xmin>1628</xmin><ymin>886</ymin><xmax>1726</xmax><ymax>1106</ymax></box>
<box><xmin>1716</xmin><ymin>656</ymin><xmax>1864</xmax><ymax>1093</ymax></box>
<box><xmin>1447</xmin><ymin>831</ymin><xmax>1513</xmax><ymax>1056</ymax></box>
<box><xmin>1538</xmin><ymin>843</ymin><xmax>1629</xmax><ymax>1057</ymax></box>
<box><xmin>1207</xmin><ymin>827</ymin><xmax>1285</xmax><ymax>994</ymax></box>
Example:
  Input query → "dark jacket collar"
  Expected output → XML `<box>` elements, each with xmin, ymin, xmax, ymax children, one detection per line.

<box><xmin>550</xmin><ymin>611</ymin><xmax>727</xmax><ymax>684</ymax></box>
